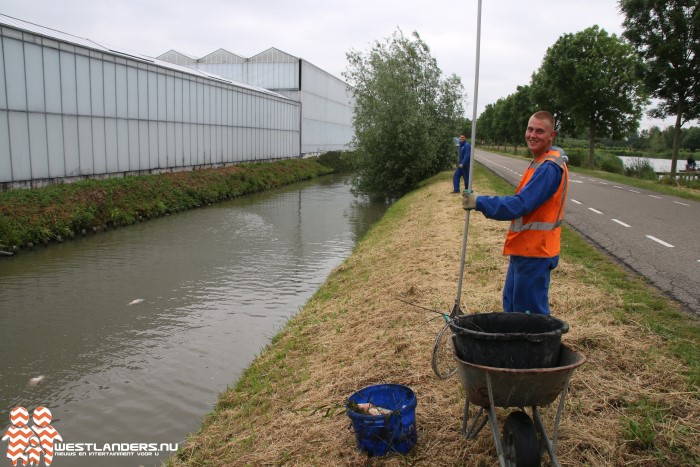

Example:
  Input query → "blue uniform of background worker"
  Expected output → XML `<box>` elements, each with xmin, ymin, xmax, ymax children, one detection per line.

<box><xmin>452</xmin><ymin>133</ymin><xmax>471</xmax><ymax>193</ymax></box>
<box><xmin>463</xmin><ymin>111</ymin><xmax>568</xmax><ymax>315</ymax></box>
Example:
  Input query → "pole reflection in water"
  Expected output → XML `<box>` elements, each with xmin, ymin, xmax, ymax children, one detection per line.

<box><xmin>0</xmin><ymin>175</ymin><xmax>387</xmax><ymax>466</ymax></box>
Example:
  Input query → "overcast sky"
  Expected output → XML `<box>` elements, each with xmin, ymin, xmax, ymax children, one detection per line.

<box><xmin>1</xmin><ymin>0</ymin><xmax>685</xmax><ymax>130</ymax></box>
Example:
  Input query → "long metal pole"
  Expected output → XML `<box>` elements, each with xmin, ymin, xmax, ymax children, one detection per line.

<box><xmin>454</xmin><ymin>0</ymin><xmax>483</xmax><ymax>313</ymax></box>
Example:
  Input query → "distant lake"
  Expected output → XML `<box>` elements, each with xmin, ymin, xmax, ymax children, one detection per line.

<box><xmin>618</xmin><ymin>156</ymin><xmax>674</xmax><ymax>173</ymax></box>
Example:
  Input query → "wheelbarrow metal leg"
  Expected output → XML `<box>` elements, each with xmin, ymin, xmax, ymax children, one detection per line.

<box><xmin>532</xmin><ymin>407</ymin><xmax>560</xmax><ymax>467</ymax></box>
<box><xmin>552</xmin><ymin>376</ymin><xmax>571</xmax><ymax>451</ymax></box>
<box><xmin>461</xmin><ymin>399</ymin><xmax>470</xmax><ymax>434</ymax></box>
<box><xmin>462</xmin><ymin>400</ymin><xmax>488</xmax><ymax>440</ymax></box>
<box><xmin>486</xmin><ymin>372</ymin><xmax>507</xmax><ymax>467</ymax></box>
<box><xmin>532</xmin><ymin>371</ymin><xmax>572</xmax><ymax>467</ymax></box>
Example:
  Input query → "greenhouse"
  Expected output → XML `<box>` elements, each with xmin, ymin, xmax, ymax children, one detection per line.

<box><xmin>0</xmin><ymin>15</ymin><xmax>352</xmax><ymax>190</ymax></box>
<box><xmin>158</xmin><ymin>46</ymin><xmax>354</xmax><ymax>155</ymax></box>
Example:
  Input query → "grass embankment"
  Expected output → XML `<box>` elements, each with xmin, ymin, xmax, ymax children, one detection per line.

<box><xmin>169</xmin><ymin>164</ymin><xmax>699</xmax><ymax>466</ymax></box>
<box><xmin>0</xmin><ymin>159</ymin><xmax>333</xmax><ymax>251</ymax></box>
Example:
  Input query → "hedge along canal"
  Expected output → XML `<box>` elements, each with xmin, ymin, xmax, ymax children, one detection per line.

<box><xmin>0</xmin><ymin>165</ymin><xmax>389</xmax><ymax>466</ymax></box>
<box><xmin>0</xmin><ymin>158</ymin><xmax>336</xmax><ymax>253</ymax></box>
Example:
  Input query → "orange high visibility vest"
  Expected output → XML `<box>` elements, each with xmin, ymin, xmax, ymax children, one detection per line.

<box><xmin>503</xmin><ymin>148</ymin><xmax>569</xmax><ymax>258</ymax></box>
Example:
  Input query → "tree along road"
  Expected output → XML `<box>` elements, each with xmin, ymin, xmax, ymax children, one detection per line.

<box><xmin>474</xmin><ymin>149</ymin><xmax>700</xmax><ymax>316</ymax></box>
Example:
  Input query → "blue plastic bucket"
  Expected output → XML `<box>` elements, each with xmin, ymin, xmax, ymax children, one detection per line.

<box><xmin>346</xmin><ymin>384</ymin><xmax>417</xmax><ymax>456</ymax></box>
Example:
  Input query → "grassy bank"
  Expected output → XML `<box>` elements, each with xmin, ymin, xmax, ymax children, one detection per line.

<box><xmin>169</xmin><ymin>164</ymin><xmax>699</xmax><ymax>466</ymax></box>
<box><xmin>0</xmin><ymin>159</ymin><xmax>333</xmax><ymax>251</ymax></box>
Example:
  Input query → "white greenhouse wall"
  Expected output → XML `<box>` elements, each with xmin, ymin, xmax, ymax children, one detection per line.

<box><xmin>298</xmin><ymin>60</ymin><xmax>354</xmax><ymax>154</ymax></box>
<box><xmin>0</xmin><ymin>18</ymin><xmax>301</xmax><ymax>189</ymax></box>
<box><xmin>189</xmin><ymin>49</ymin><xmax>354</xmax><ymax>155</ymax></box>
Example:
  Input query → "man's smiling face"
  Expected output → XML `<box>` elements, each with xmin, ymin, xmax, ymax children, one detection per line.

<box><xmin>525</xmin><ymin>117</ymin><xmax>555</xmax><ymax>157</ymax></box>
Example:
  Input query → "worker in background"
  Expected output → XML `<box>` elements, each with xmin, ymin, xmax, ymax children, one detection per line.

<box><xmin>452</xmin><ymin>133</ymin><xmax>471</xmax><ymax>193</ymax></box>
<box><xmin>462</xmin><ymin>111</ymin><xmax>568</xmax><ymax>315</ymax></box>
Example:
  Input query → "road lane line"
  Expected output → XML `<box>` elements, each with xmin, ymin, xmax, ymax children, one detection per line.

<box><xmin>614</xmin><ymin>186</ymin><xmax>623</xmax><ymax>189</ymax></box>
<box><xmin>588</xmin><ymin>208</ymin><xmax>603</xmax><ymax>214</ymax></box>
<box><xmin>674</xmin><ymin>201</ymin><xmax>690</xmax><ymax>206</ymax></box>
<box><xmin>646</xmin><ymin>235</ymin><xmax>674</xmax><ymax>248</ymax></box>
<box><xmin>649</xmin><ymin>195</ymin><xmax>661</xmax><ymax>199</ymax></box>
<box><xmin>570</xmin><ymin>199</ymin><xmax>582</xmax><ymax>205</ymax></box>
<box><xmin>612</xmin><ymin>219</ymin><xmax>631</xmax><ymax>228</ymax></box>
<box><xmin>629</xmin><ymin>189</ymin><xmax>641</xmax><ymax>193</ymax></box>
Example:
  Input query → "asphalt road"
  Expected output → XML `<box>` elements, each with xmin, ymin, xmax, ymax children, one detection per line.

<box><xmin>473</xmin><ymin>149</ymin><xmax>700</xmax><ymax>316</ymax></box>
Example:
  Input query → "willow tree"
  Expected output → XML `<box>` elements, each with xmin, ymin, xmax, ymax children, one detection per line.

<box><xmin>531</xmin><ymin>26</ymin><xmax>646</xmax><ymax>167</ymax></box>
<box><xmin>620</xmin><ymin>0</ymin><xmax>700</xmax><ymax>176</ymax></box>
<box><xmin>343</xmin><ymin>30</ymin><xmax>465</xmax><ymax>200</ymax></box>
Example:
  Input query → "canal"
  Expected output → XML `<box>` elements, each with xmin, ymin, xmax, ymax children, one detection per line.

<box><xmin>0</xmin><ymin>174</ymin><xmax>388</xmax><ymax>466</ymax></box>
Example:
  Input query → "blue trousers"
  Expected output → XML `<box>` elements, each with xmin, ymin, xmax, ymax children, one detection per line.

<box><xmin>453</xmin><ymin>166</ymin><xmax>468</xmax><ymax>192</ymax></box>
<box><xmin>502</xmin><ymin>255</ymin><xmax>559</xmax><ymax>315</ymax></box>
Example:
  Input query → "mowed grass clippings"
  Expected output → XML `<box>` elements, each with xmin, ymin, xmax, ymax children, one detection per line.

<box><xmin>170</xmin><ymin>165</ymin><xmax>700</xmax><ymax>466</ymax></box>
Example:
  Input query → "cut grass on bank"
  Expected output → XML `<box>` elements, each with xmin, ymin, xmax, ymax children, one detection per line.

<box><xmin>169</xmin><ymin>164</ymin><xmax>699</xmax><ymax>466</ymax></box>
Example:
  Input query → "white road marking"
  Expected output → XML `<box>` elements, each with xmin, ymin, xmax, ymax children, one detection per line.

<box><xmin>649</xmin><ymin>195</ymin><xmax>661</xmax><ymax>199</ymax></box>
<box><xmin>613</xmin><ymin>186</ymin><xmax>623</xmax><ymax>189</ymax></box>
<box><xmin>646</xmin><ymin>235</ymin><xmax>674</xmax><ymax>248</ymax></box>
<box><xmin>674</xmin><ymin>201</ymin><xmax>690</xmax><ymax>206</ymax></box>
<box><xmin>629</xmin><ymin>189</ymin><xmax>641</xmax><ymax>193</ymax></box>
<box><xmin>570</xmin><ymin>199</ymin><xmax>582</xmax><ymax>205</ymax></box>
<box><xmin>612</xmin><ymin>219</ymin><xmax>631</xmax><ymax>228</ymax></box>
<box><xmin>588</xmin><ymin>208</ymin><xmax>603</xmax><ymax>214</ymax></box>
<box><xmin>571</xmin><ymin>180</ymin><xmax>584</xmax><ymax>183</ymax></box>
<box><xmin>600</xmin><ymin>182</ymin><xmax>608</xmax><ymax>185</ymax></box>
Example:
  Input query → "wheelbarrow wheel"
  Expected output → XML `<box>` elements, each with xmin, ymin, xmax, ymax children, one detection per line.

<box><xmin>503</xmin><ymin>411</ymin><xmax>540</xmax><ymax>467</ymax></box>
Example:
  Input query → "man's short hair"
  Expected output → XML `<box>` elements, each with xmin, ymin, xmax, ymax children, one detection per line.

<box><xmin>531</xmin><ymin>111</ymin><xmax>555</xmax><ymax>130</ymax></box>
<box><xmin>459</xmin><ymin>132</ymin><xmax>467</xmax><ymax>137</ymax></box>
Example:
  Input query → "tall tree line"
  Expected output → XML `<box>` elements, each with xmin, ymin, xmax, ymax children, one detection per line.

<box><xmin>477</xmin><ymin>1</ymin><xmax>699</xmax><ymax>174</ymax></box>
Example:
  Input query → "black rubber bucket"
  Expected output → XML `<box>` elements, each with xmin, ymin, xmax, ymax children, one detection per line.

<box><xmin>449</xmin><ymin>312</ymin><xmax>569</xmax><ymax>369</ymax></box>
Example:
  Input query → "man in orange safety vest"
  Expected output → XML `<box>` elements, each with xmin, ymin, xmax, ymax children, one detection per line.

<box><xmin>462</xmin><ymin>111</ymin><xmax>568</xmax><ymax>315</ymax></box>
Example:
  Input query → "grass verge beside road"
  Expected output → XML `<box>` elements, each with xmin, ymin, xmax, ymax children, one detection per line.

<box><xmin>482</xmin><ymin>147</ymin><xmax>700</xmax><ymax>202</ymax></box>
<box><xmin>169</xmin><ymin>164</ymin><xmax>699</xmax><ymax>466</ymax></box>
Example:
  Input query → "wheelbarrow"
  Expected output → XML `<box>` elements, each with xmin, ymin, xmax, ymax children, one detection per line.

<box><xmin>453</xmin><ymin>341</ymin><xmax>586</xmax><ymax>467</ymax></box>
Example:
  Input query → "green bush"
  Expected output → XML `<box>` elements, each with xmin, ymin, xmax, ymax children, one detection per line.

<box><xmin>317</xmin><ymin>151</ymin><xmax>356</xmax><ymax>173</ymax></box>
<box><xmin>597</xmin><ymin>152</ymin><xmax>625</xmax><ymax>174</ymax></box>
<box><xmin>562</xmin><ymin>148</ymin><xmax>585</xmax><ymax>167</ymax></box>
<box><xmin>624</xmin><ymin>157</ymin><xmax>658</xmax><ymax>180</ymax></box>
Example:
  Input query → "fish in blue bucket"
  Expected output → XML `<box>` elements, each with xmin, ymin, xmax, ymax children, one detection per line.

<box><xmin>346</xmin><ymin>384</ymin><xmax>417</xmax><ymax>456</ymax></box>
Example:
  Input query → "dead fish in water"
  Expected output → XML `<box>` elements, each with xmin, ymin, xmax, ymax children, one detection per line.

<box><xmin>348</xmin><ymin>401</ymin><xmax>393</xmax><ymax>416</ymax></box>
<box><xmin>28</xmin><ymin>375</ymin><xmax>45</xmax><ymax>386</ymax></box>
<box><xmin>127</xmin><ymin>299</ymin><xmax>144</xmax><ymax>306</ymax></box>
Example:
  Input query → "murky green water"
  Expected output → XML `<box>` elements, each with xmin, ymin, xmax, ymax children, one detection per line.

<box><xmin>0</xmin><ymin>175</ymin><xmax>387</xmax><ymax>466</ymax></box>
